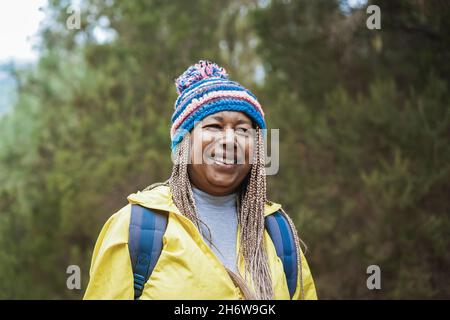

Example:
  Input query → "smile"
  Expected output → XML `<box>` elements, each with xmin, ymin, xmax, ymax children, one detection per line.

<box><xmin>206</xmin><ymin>156</ymin><xmax>243</xmax><ymax>168</ymax></box>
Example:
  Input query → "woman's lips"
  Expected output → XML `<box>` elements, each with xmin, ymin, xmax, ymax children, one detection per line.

<box><xmin>206</xmin><ymin>156</ymin><xmax>243</xmax><ymax>171</ymax></box>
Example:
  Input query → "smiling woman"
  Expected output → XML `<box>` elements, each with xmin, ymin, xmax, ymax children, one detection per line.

<box><xmin>84</xmin><ymin>60</ymin><xmax>317</xmax><ymax>300</ymax></box>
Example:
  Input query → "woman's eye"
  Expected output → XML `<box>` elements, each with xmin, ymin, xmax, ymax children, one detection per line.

<box><xmin>236</xmin><ymin>127</ymin><xmax>250</xmax><ymax>135</ymax></box>
<box><xmin>204</xmin><ymin>124</ymin><xmax>221</xmax><ymax>130</ymax></box>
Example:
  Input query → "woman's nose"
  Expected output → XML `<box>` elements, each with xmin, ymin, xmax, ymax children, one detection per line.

<box><xmin>215</xmin><ymin>128</ymin><xmax>237</xmax><ymax>160</ymax></box>
<box><xmin>223</xmin><ymin>127</ymin><xmax>236</xmax><ymax>144</ymax></box>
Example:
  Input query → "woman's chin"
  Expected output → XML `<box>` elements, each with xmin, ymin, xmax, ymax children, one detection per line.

<box><xmin>206</xmin><ymin>174</ymin><xmax>239</xmax><ymax>192</ymax></box>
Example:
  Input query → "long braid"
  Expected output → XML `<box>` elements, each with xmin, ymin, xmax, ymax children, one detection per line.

<box><xmin>168</xmin><ymin>127</ymin><xmax>273</xmax><ymax>300</ymax></box>
<box><xmin>168</xmin><ymin>133</ymin><xmax>216</xmax><ymax>249</ymax></box>
<box><xmin>237</xmin><ymin>127</ymin><xmax>273</xmax><ymax>300</ymax></box>
<box><xmin>279</xmin><ymin>207</ymin><xmax>306</xmax><ymax>299</ymax></box>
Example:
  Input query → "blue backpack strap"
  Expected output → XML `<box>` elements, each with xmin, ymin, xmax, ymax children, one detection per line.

<box><xmin>128</xmin><ymin>204</ymin><xmax>168</xmax><ymax>299</ymax></box>
<box><xmin>265</xmin><ymin>210</ymin><xmax>299</xmax><ymax>299</ymax></box>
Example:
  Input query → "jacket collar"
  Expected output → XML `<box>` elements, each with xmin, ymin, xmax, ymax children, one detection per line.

<box><xmin>127</xmin><ymin>185</ymin><xmax>282</xmax><ymax>217</ymax></box>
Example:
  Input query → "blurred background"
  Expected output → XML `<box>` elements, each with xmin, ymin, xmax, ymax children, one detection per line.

<box><xmin>0</xmin><ymin>0</ymin><xmax>449</xmax><ymax>299</ymax></box>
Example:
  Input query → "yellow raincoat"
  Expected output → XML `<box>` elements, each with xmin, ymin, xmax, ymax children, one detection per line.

<box><xmin>84</xmin><ymin>185</ymin><xmax>317</xmax><ymax>300</ymax></box>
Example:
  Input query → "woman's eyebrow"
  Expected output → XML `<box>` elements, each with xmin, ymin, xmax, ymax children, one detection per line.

<box><xmin>211</xmin><ymin>116</ymin><xmax>224</xmax><ymax>122</ymax></box>
<box><xmin>206</xmin><ymin>116</ymin><xmax>251</xmax><ymax>125</ymax></box>
<box><xmin>236</xmin><ymin>119</ymin><xmax>252</xmax><ymax>126</ymax></box>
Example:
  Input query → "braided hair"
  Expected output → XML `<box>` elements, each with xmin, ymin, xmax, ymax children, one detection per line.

<box><xmin>168</xmin><ymin>127</ymin><xmax>273</xmax><ymax>299</ymax></box>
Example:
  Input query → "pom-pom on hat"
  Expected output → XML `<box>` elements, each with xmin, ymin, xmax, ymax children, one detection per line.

<box><xmin>170</xmin><ymin>60</ymin><xmax>266</xmax><ymax>151</ymax></box>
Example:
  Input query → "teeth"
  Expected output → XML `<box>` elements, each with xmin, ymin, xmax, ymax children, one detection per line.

<box><xmin>212</xmin><ymin>157</ymin><xmax>235</xmax><ymax>165</ymax></box>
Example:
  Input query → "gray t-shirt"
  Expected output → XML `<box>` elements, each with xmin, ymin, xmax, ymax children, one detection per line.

<box><xmin>192</xmin><ymin>186</ymin><xmax>238</xmax><ymax>273</ymax></box>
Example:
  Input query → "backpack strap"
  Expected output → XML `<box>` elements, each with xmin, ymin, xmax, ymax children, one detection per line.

<box><xmin>128</xmin><ymin>204</ymin><xmax>168</xmax><ymax>299</ymax></box>
<box><xmin>265</xmin><ymin>210</ymin><xmax>299</xmax><ymax>299</ymax></box>
<box><xmin>128</xmin><ymin>205</ymin><xmax>298</xmax><ymax>299</ymax></box>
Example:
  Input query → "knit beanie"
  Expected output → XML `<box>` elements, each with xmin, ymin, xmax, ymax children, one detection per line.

<box><xmin>170</xmin><ymin>60</ymin><xmax>266</xmax><ymax>151</ymax></box>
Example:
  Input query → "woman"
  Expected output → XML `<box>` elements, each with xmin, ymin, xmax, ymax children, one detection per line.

<box><xmin>84</xmin><ymin>60</ymin><xmax>317</xmax><ymax>300</ymax></box>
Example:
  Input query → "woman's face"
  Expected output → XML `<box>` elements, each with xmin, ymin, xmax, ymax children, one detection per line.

<box><xmin>188</xmin><ymin>111</ymin><xmax>255</xmax><ymax>196</ymax></box>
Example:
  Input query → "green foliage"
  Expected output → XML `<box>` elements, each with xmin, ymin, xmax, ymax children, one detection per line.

<box><xmin>0</xmin><ymin>0</ymin><xmax>448</xmax><ymax>298</ymax></box>
<box><xmin>254</xmin><ymin>0</ymin><xmax>450</xmax><ymax>299</ymax></box>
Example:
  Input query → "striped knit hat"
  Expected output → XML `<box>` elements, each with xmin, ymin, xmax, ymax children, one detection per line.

<box><xmin>170</xmin><ymin>60</ymin><xmax>266</xmax><ymax>151</ymax></box>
